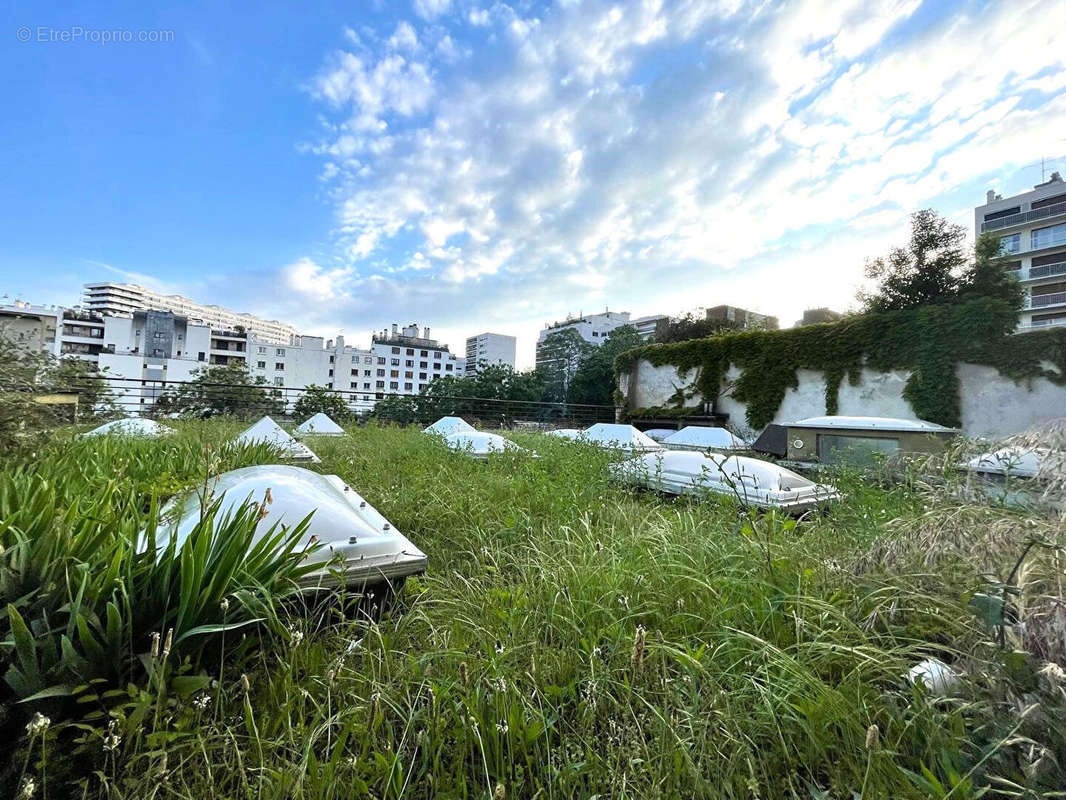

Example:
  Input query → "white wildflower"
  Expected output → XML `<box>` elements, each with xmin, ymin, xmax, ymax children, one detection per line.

<box><xmin>26</xmin><ymin>712</ymin><xmax>50</xmax><ymax>738</ymax></box>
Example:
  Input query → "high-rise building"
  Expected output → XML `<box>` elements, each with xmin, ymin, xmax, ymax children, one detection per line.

<box><xmin>975</xmin><ymin>172</ymin><xmax>1066</xmax><ymax>330</ymax></box>
<box><xmin>82</xmin><ymin>282</ymin><xmax>299</xmax><ymax>344</ymax></box>
<box><xmin>464</xmin><ymin>332</ymin><xmax>517</xmax><ymax>375</ymax></box>
<box><xmin>371</xmin><ymin>323</ymin><xmax>464</xmax><ymax>396</ymax></box>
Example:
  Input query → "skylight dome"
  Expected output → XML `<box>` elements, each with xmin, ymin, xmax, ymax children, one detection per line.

<box><xmin>295</xmin><ymin>412</ymin><xmax>346</xmax><ymax>436</ymax></box>
<box><xmin>547</xmin><ymin>428</ymin><xmax>584</xmax><ymax>441</ymax></box>
<box><xmin>611</xmin><ymin>451</ymin><xmax>839</xmax><ymax>513</ymax></box>
<box><xmin>964</xmin><ymin>445</ymin><xmax>1048</xmax><ymax>479</ymax></box>
<box><xmin>642</xmin><ymin>429</ymin><xmax>676</xmax><ymax>442</ymax></box>
<box><xmin>790</xmin><ymin>416</ymin><xmax>957</xmax><ymax>433</ymax></box>
<box><xmin>82</xmin><ymin>417</ymin><xmax>175</xmax><ymax>438</ymax></box>
<box><xmin>156</xmin><ymin>465</ymin><xmax>426</xmax><ymax>588</ymax></box>
<box><xmin>235</xmin><ymin>416</ymin><xmax>319</xmax><ymax>462</ymax></box>
<box><xmin>443</xmin><ymin>430</ymin><xmax>531</xmax><ymax>459</ymax></box>
<box><xmin>582</xmin><ymin>423</ymin><xmax>662</xmax><ymax>452</ymax></box>
<box><xmin>424</xmin><ymin>416</ymin><xmax>475</xmax><ymax>436</ymax></box>
<box><xmin>662</xmin><ymin>426</ymin><xmax>749</xmax><ymax>452</ymax></box>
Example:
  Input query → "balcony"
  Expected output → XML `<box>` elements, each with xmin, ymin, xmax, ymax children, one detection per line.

<box><xmin>1027</xmin><ymin>291</ymin><xmax>1066</xmax><ymax>310</ymax></box>
<box><xmin>982</xmin><ymin>200</ymin><xmax>1066</xmax><ymax>233</ymax></box>
<box><xmin>1019</xmin><ymin>316</ymin><xmax>1066</xmax><ymax>332</ymax></box>
<box><xmin>1009</xmin><ymin>260</ymin><xmax>1066</xmax><ymax>282</ymax></box>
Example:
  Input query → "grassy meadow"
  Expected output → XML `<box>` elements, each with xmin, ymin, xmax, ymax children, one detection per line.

<box><xmin>2</xmin><ymin>420</ymin><xmax>1065</xmax><ymax>798</ymax></box>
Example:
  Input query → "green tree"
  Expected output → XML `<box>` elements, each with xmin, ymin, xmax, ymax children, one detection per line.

<box><xmin>155</xmin><ymin>362</ymin><xmax>283</xmax><ymax>419</ymax></box>
<box><xmin>568</xmin><ymin>325</ymin><xmax>644</xmax><ymax>406</ymax></box>
<box><xmin>859</xmin><ymin>209</ymin><xmax>1022</xmax><ymax>316</ymax></box>
<box><xmin>654</xmin><ymin>313</ymin><xmax>741</xmax><ymax>343</ymax></box>
<box><xmin>535</xmin><ymin>328</ymin><xmax>594</xmax><ymax>403</ymax></box>
<box><xmin>293</xmin><ymin>384</ymin><xmax>351</xmax><ymax>421</ymax></box>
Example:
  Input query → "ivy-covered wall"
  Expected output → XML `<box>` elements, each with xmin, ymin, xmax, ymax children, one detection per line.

<box><xmin>615</xmin><ymin>298</ymin><xmax>1066</xmax><ymax>430</ymax></box>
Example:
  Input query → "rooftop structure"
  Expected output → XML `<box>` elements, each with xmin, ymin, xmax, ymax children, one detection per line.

<box><xmin>705</xmin><ymin>305</ymin><xmax>779</xmax><ymax>330</ymax></box>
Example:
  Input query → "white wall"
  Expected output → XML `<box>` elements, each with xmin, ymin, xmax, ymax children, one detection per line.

<box><xmin>625</xmin><ymin>357</ymin><xmax>1066</xmax><ymax>438</ymax></box>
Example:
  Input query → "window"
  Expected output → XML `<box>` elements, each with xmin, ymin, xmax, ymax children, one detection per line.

<box><xmin>390</xmin><ymin>370</ymin><xmax>399</xmax><ymax>378</ymax></box>
<box><xmin>405</xmin><ymin>359</ymin><xmax>414</xmax><ymax>367</ymax></box>
<box><xmin>434</xmin><ymin>352</ymin><xmax>442</xmax><ymax>359</ymax></box>
<box><xmin>404</xmin><ymin>371</ymin><xmax>413</xmax><ymax>379</ymax></box>
<box><xmin>389</xmin><ymin>381</ymin><xmax>398</xmax><ymax>390</ymax></box>
<box><xmin>328</xmin><ymin>369</ymin><xmax>333</xmax><ymax>377</ymax></box>
<box><xmin>350</xmin><ymin>382</ymin><xmax>357</xmax><ymax>389</ymax></box>
<box><xmin>329</xmin><ymin>355</ymin><xmax>335</xmax><ymax>363</ymax></box>
<box><xmin>1032</xmin><ymin>223</ymin><xmax>1066</xmax><ymax>250</ymax></box>
<box><xmin>404</xmin><ymin>383</ymin><xmax>413</xmax><ymax>391</ymax></box>
<box><xmin>817</xmin><ymin>434</ymin><xmax>899</xmax><ymax>465</ymax></box>
<box><xmin>258</xmin><ymin>346</ymin><xmax>267</xmax><ymax>354</ymax></box>
<box><xmin>419</xmin><ymin>361</ymin><xmax>427</xmax><ymax>368</ymax></box>
<box><xmin>446</xmin><ymin>364</ymin><xmax>453</xmax><ymax>371</ymax></box>
<box><xmin>406</xmin><ymin>348</ymin><xmax>414</xmax><ymax>355</ymax></box>
<box><xmin>352</xmin><ymin>355</ymin><xmax>358</xmax><ymax>363</ymax></box>
<box><xmin>257</xmin><ymin>361</ymin><xmax>266</xmax><ymax>369</ymax></box>
<box><xmin>273</xmin><ymin>377</ymin><xmax>284</xmax><ymax>386</ymax></box>
<box><xmin>275</xmin><ymin>362</ymin><xmax>285</xmax><ymax>370</ymax></box>
<box><xmin>377</xmin><ymin>369</ymin><xmax>385</xmax><ymax>377</ymax></box>
<box><xmin>376</xmin><ymin>380</ymin><xmax>385</xmax><ymax>389</ymax></box>
<box><xmin>351</xmin><ymin>369</ymin><xmax>357</xmax><ymax>376</ymax></box>
<box><xmin>391</xmin><ymin>347</ymin><xmax>400</xmax><ymax>354</ymax></box>
<box><xmin>276</xmin><ymin>348</ymin><xmax>286</xmax><ymax>356</ymax></box>
<box><xmin>433</xmin><ymin>362</ymin><xmax>441</xmax><ymax>370</ymax></box>
<box><xmin>377</xmin><ymin>357</ymin><xmax>386</xmax><ymax>365</ymax></box>
<box><xmin>363</xmin><ymin>382</ymin><xmax>370</xmax><ymax>389</ymax></box>
<box><xmin>419</xmin><ymin>372</ymin><xmax>427</xmax><ymax>380</ymax></box>
<box><xmin>198</xmin><ymin>352</ymin><xmax>205</xmax><ymax>361</ymax></box>
<box><xmin>999</xmin><ymin>233</ymin><xmax>1021</xmax><ymax>254</ymax></box>
<box><xmin>363</xmin><ymin>369</ymin><xmax>371</xmax><ymax>376</ymax></box>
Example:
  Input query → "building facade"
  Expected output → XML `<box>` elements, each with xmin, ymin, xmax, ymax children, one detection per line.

<box><xmin>464</xmin><ymin>332</ymin><xmax>517</xmax><ymax>375</ymax></box>
<box><xmin>975</xmin><ymin>172</ymin><xmax>1066</xmax><ymax>330</ymax></box>
<box><xmin>706</xmin><ymin>305</ymin><xmax>779</xmax><ymax>330</ymax></box>
<box><xmin>371</xmin><ymin>324</ymin><xmax>464</xmax><ymax>396</ymax></box>
<box><xmin>82</xmin><ymin>282</ymin><xmax>299</xmax><ymax>344</ymax></box>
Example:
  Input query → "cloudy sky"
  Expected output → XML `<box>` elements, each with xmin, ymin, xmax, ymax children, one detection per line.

<box><xmin>2</xmin><ymin>0</ymin><xmax>1065</xmax><ymax>366</ymax></box>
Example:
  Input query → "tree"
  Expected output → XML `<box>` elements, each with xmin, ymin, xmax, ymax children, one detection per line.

<box><xmin>155</xmin><ymin>362</ymin><xmax>283</xmax><ymax>419</ymax></box>
<box><xmin>654</xmin><ymin>313</ymin><xmax>741</xmax><ymax>343</ymax></box>
<box><xmin>959</xmin><ymin>232</ymin><xmax>1024</xmax><ymax>313</ymax></box>
<box><xmin>568</xmin><ymin>325</ymin><xmax>644</xmax><ymax>406</ymax></box>
<box><xmin>293</xmin><ymin>384</ymin><xmax>351</xmax><ymax>421</ymax></box>
<box><xmin>859</xmin><ymin>209</ymin><xmax>1022</xmax><ymax>316</ymax></box>
<box><xmin>535</xmin><ymin>328</ymin><xmax>594</xmax><ymax>403</ymax></box>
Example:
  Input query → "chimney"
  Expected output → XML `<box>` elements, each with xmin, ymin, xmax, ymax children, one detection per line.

<box><xmin>1052</xmin><ymin>171</ymin><xmax>1063</xmax><ymax>183</ymax></box>
<box><xmin>424</xmin><ymin>326</ymin><xmax>431</xmax><ymax>339</ymax></box>
<box><xmin>986</xmin><ymin>189</ymin><xmax>996</xmax><ymax>203</ymax></box>
<box><xmin>391</xmin><ymin>323</ymin><xmax>398</xmax><ymax>336</ymax></box>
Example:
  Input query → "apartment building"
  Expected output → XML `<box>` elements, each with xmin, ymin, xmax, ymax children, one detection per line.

<box><xmin>706</xmin><ymin>305</ymin><xmax>779</xmax><ymax>330</ymax></box>
<box><xmin>631</xmin><ymin>314</ymin><xmax>669</xmax><ymax>341</ymax></box>
<box><xmin>976</xmin><ymin>172</ymin><xmax>1066</xmax><ymax>330</ymax></box>
<box><xmin>464</xmin><ymin>332</ymin><xmax>517</xmax><ymax>375</ymax></box>
<box><xmin>371</xmin><ymin>323</ymin><xmax>464</xmax><ymax>396</ymax></box>
<box><xmin>82</xmin><ymin>282</ymin><xmax>299</xmax><ymax>344</ymax></box>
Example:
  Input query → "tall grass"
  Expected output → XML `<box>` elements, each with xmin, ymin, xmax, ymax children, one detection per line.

<box><xmin>3</xmin><ymin>421</ymin><xmax>1065</xmax><ymax>798</ymax></box>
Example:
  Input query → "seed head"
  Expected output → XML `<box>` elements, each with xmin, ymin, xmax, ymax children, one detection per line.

<box><xmin>17</xmin><ymin>776</ymin><xmax>35</xmax><ymax>800</ymax></box>
<box><xmin>150</xmin><ymin>631</ymin><xmax>161</xmax><ymax>659</ymax></box>
<box><xmin>459</xmin><ymin>661</ymin><xmax>469</xmax><ymax>686</ymax></box>
<box><xmin>240</xmin><ymin>673</ymin><xmax>250</xmax><ymax>693</ymax></box>
<box><xmin>493</xmin><ymin>782</ymin><xmax>506</xmax><ymax>800</ymax></box>
<box><xmin>220</xmin><ymin>597</ymin><xmax>230</xmax><ymax>613</ymax></box>
<box><xmin>631</xmin><ymin>625</ymin><xmax>647</xmax><ymax>672</ymax></box>
<box><xmin>865</xmin><ymin>723</ymin><xmax>880</xmax><ymax>751</ymax></box>
<box><xmin>162</xmin><ymin>628</ymin><xmax>173</xmax><ymax>660</ymax></box>
<box><xmin>1039</xmin><ymin>662</ymin><xmax>1066</xmax><ymax>684</ymax></box>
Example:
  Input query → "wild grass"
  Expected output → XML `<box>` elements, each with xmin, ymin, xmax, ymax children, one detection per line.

<box><xmin>2</xmin><ymin>420</ymin><xmax>1065</xmax><ymax>798</ymax></box>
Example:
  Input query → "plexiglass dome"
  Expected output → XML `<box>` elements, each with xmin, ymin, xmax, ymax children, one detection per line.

<box><xmin>82</xmin><ymin>417</ymin><xmax>175</xmax><ymax>438</ymax></box>
<box><xmin>235</xmin><ymin>417</ymin><xmax>319</xmax><ymax>462</ymax></box>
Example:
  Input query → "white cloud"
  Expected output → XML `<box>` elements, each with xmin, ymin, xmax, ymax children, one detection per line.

<box><xmin>287</xmin><ymin>0</ymin><xmax>1066</xmax><ymax>366</ymax></box>
<box><xmin>413</xmin><ymin>0</ymin><xmax>450</xmax><ymax>22</ymax></box>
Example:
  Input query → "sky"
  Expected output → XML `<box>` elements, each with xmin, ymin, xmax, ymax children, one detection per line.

<box><xmin>2</xmin><ymin>0</ymin><xmax>1065</xmax><ymax>368</ymax></box>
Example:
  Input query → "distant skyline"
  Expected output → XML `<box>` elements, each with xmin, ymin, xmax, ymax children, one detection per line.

<box><xmin>2</xmin><ymin>0</ymin><xmax>1065</xmax><ymax>368</ymax></box>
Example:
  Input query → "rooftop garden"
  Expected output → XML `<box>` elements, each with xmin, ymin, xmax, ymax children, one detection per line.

<box><xmin>2</xmin><ymin>420</ymin><xmax>1065</xmax><ymax>798</ymax></box>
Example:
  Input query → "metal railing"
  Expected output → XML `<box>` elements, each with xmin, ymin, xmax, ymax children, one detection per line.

<box><xmin>1029</xmin><ymin>291</ymin><xmax>1066</xmax><ymax>309</ymax></box>
<box><xmin>1021</xmin><ymin>317</ymin><xmax>1066</xmax><ymax>330</ymax></box>
<box><xmin>1029</xmin><ymin>260</ymin><xmax>1066</xmax><ymax>280</ymax></box>
<box><xmin>44</xmin><ymin>375</ymin><xmax>619</xmax><ymax>428</ymax></box>
<box><xmin>982</xmin><ymin>200</ymin><xmax>1066</xmax><ymax>232</ymax></box>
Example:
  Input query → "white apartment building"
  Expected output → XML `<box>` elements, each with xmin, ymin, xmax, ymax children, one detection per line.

<box><xmin>976</xmin><ymin>172</ymin><xmax>1066</xmax><ymax>330</ymax></box>
<box><xmin>370</xmin><ymin>323</ymin><xmax>464</xmax><ymax>396</ymax></box>
<box><xmin>82</xmin><ymin>282</ymin><xmax>299</xmax><ymax>344</ymax></box>
<box><xmin>631</xmin><ymin>314</ymin><xmax>669</xmax><ymax>341</ymax></box>
<box><xmin>464</xmin><ymin>332</ymin><xmax>517</xmax><ymax>375</ymax></box>
<box><xmin>536</xmin><ymin>310</ymin><xmax>633</xmax><ymax>352</ymax></box>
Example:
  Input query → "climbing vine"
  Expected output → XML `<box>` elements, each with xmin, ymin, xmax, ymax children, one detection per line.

<box><xmin>615</xmin><ymin>298</ymin><xmax>1066</xmax><ymax>429</ymax></box>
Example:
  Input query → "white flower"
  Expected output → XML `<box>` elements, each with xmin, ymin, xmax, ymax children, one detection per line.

<box><xmin>17</xmin><ymin>776</ymin><xmax>35</xmax><ymax>800</ymax></box>
<box><xmin>193</xmin><ymin>693</ymin><xmax>212</xmax><ymax>710</ymax></box>
<box><xmin>26</xmin><ymin>712</ymin><xmax>50</xmax><ymax>738</ymax></box>
<box><xmin>495</xmin><ymin>720</ymin><xmax>509</xmax><ymax>735</ymax></box>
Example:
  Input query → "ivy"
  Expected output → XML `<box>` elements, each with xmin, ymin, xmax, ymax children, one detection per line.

<box><xmin>615</xmin><ymin>298</ymin><xmax>1066</xmax><ymax>430</ymax></box>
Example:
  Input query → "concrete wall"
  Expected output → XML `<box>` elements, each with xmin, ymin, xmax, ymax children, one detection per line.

<box><xmin>624</xmin><ymin>358</ymin><xmax>1064</xmax><ymax>439</ymax></box>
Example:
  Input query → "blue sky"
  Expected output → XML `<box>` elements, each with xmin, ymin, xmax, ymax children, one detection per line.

<box><xmin>2</xmin><ymin>0</ymin><xmax>1065</xmax><ymax>366</ymax></box>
